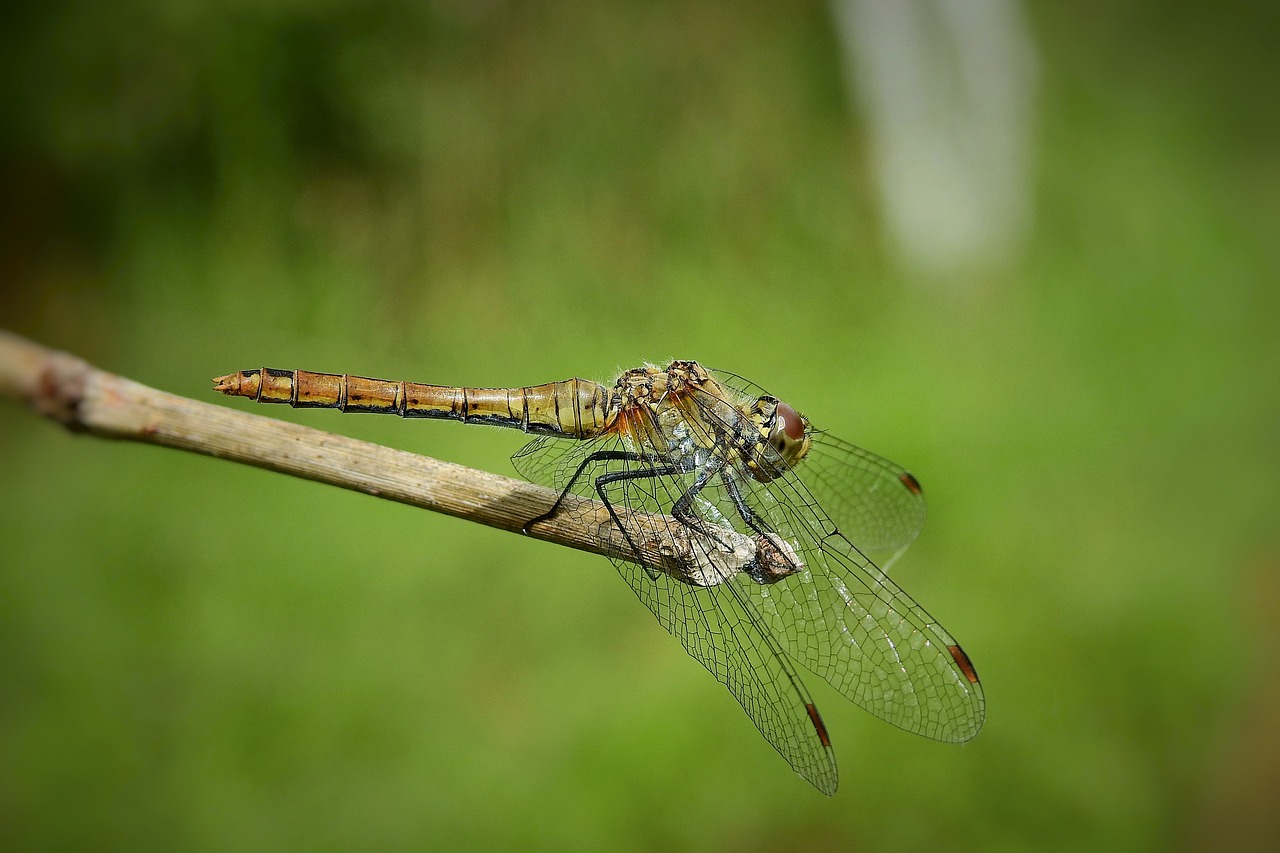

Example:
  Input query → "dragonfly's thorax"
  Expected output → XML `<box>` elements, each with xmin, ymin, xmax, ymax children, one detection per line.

<box><xmin>609</xmin><ymin>362</ymin><xmax>811</xmax><ymax>483</ymax></box>
<box><xmin>612</xmin><ymin>360</ymin><xmax>711</xmax><ymax>408</ymax></box>
<box><xmin>612</xmin><ymin>361</ymin><xmax>717</xmax><ymax>466</ymax></box>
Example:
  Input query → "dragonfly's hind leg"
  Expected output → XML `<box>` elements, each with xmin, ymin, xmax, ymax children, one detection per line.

<box><xmin>521</xmin><ymin>450</ymin><xmax>648</xmax><ymax>534</ymax></box>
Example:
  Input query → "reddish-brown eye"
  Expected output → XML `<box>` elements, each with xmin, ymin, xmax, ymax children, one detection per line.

<box><xmin>777</xmin><ymin>402</ymin><xmax>804</xmax><ymax>441</ymax></box>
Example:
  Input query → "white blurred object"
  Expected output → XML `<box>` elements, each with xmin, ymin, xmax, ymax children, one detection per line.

<box><xmin>832</xmin><ymin>0</ymin><xmax>1039</xmax><ymax>277</ymax></box>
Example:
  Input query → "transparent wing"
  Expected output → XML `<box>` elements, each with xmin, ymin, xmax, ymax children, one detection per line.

<box><xmin>512</xmin><ymin>433</ymin><xmax>596</xmax><ymax>491</ymax></box>
<box><xmin>679</xmin><ymin>387</ymin><xmax>985</xmax><ymax>743</ymax></box>
<box><xmin>801</xmin><ymin>432</ymin><xmax>927</xmax><ymax>554</ymax></box>
<box><xmin>732</xmin><ymin>472</ymin><xmax>983</xmax><ymax>742</ymax></box>
<box><xmin>512</xmin><ymin>430</ymin><xmax>840</xmax><ymax>794</ymax></box>
<box><xmin>711</xmin><ymin>368</ymin><xmax>927</xmax><ymax>557</ymax></box>
<box><xmin>509</xmin><ymin>373</ymin><xmax>983</xmax><ymax>791</ymax></box>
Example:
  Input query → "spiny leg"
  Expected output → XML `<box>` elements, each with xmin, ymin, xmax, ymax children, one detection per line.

<box><xmin>614</xmin><ymin>463</ymin><xmax>742</xmax><ymax>573</ymax></box>
<box><xmin>593</xmin><ymin>464</ymin><xmax>683</xmax><ymax>579</ymax></box>
<box><xmin>522</xmin><ymin>449</ymin><xmax>649</xmax><ymax>534</ymax></box>
<box><xmin>720</xmin><ymin>472</ymin><xmax>802</xmax><ymax>574</ymax></box>
<box><xmin>668</xmin><ymin>464</ymin><xmax>736</xmax><ymax>547</ymax></box>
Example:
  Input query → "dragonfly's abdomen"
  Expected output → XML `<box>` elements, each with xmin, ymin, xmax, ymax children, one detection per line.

<box><xmin>213</xmin><ymin>368</ymin><xmax>615</xmax><ymax>437</ymax></box>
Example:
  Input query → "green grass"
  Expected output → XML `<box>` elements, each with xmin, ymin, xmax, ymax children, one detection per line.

<box><xmin>2</xmin><ymin>1</ymin><xmax>1276</xmax><ymax>849</ymax></box>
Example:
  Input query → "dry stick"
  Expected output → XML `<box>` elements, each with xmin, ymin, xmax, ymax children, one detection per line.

<box><xmin>0</xmin><ymin>330</ymin><xmax>718</xmax><ymax>574</ymax></box>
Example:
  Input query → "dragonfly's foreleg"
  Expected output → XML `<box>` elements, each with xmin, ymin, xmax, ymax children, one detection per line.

<box><xmin>720</xmin><ymin>473</ymin><xmax>804</xmax><ymax>579</ymax></box>
<box><xmin>522</xmin><ymin>450</ymin><xmax>649</xmax><ymax>534</ymax></box>
<box><xmin>719</xmin><ymin>472</ymin><xmax>771</xmax><ymax>539</ymax></box>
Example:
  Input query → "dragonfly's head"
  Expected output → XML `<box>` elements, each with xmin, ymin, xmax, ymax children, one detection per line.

<box><xmin>753</xmin><ymin>395</ymin><xmax>812</xmax><ymax>475</ymax></box>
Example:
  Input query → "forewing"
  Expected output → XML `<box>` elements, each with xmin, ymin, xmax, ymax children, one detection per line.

<box><xmin>709</xmin><ymin>368</ymin><xmax>926</xmax><ymax>556</ymax></box>
<box><xmin>734</xmin><ymin>470</ymin><xmax>984</xmax><ymax>742</ymax></box>
<box><xmin>686</xmin><ymin>377</ymin><xmax>983</xmax><ymax>742</ymax></box>
<box><xmin>800</xmin><ymin>432</ymin><xmax>927</xmax><ymax>555</ymax></box>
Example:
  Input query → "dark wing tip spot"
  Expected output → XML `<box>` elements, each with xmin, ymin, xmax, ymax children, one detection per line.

<box><xmin>899</xmin><ymin>471</ymin><xmax>923</xmax><ymax>496</ymax></box>
<box><xmin>947</xmin><ymin>644</ymin><xmax>980</xmax><ymax>684</ymax></box>
<box><xmin>805</xmin><ymin>703</ymin><xmax>832</xmax><ymax>749</ymax></box>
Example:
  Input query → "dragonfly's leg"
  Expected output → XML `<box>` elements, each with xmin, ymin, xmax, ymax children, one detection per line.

<box><xmin>522</xmin><ymin>450</ymin><xmax>648</xmax><ymax>534</ymax></box>
<box><xmin>593</xmin><ymin>465</ymin><xmax>682</xmax><ymax>579</ymax></box>
<box><xmin>720</xmin><ymin>473</ymin><xmax>802</xmax><ymax>574</ymax></box>
<box><xmin>718</xmin><ymin>472</ymin><xmax>770</xmax><ymax>537</ymax></box>
<box><xmin>665</xmin><ymin>466</ymin><xmax>745</xmax><ymax>557</ymax></box>
<box><xmin>668</xmin><ymin>467</ymin><xmax>718</xmax><ymax>530</ymax></box>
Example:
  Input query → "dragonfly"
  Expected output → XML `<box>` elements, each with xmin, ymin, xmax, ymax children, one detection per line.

<box><xmin>213</xmin><ymin>359</ymin><xmax>984</xmax><ymax>794</ymax></box>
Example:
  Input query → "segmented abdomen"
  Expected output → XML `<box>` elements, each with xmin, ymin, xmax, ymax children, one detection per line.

<box><xmin>212</xmin><ymin>368</ymin><xmax>615</xmax><ymax>438</ymax></box>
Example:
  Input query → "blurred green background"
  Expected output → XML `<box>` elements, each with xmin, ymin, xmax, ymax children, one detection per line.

<box><xmin>1</xmin><ymin>1</ymin><xmax>1276</xmax><ymax>849</ymax></box>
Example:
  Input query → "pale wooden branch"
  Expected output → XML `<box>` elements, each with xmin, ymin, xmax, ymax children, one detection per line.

<box><xmin>0</xmin><ymin>330</ymin><xmax>721</xmax><ymax>574</ymax></box>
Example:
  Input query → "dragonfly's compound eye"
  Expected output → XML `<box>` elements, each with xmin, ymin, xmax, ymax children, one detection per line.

<box><xmin>762</xmin><ymin>399</ymin><xmax>811</xmax><ymax>474</ymax></box>
<box><xmin>776</xmin><ymin>402</ymin><xmax>805</xmax><ymax>441</ymax></box>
